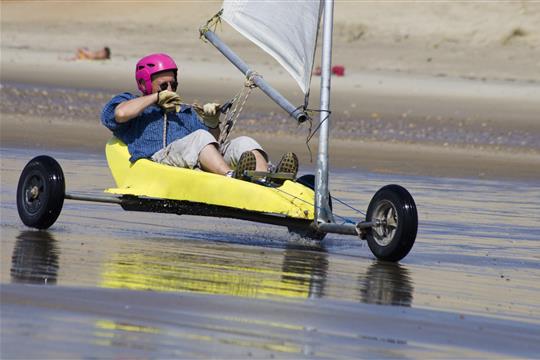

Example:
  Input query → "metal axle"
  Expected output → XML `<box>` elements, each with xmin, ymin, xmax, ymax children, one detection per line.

<box><xmin>317</xmin><ymin>221</ymin><xmax>376</xmax><ymax>236</ymax></box>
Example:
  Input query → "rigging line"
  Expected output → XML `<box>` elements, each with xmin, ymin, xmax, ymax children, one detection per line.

<box><xmin>331</xmin><ymin>196</ymin><xmax>366</xmax><ymax>216</ymax></box>
<box><xmin>219</xmin><ymin>74</ymin><xmax>258</xmax><ymax>147</ymax></box>
<box><xmin>270</xmin><ymin>185</ymin><xmax>357</xmax><ymax>225</ymax></box>
<box><xmin>302</xmin><ymin>109</ymin><xmax>331</xmax><ymax>163</ymax></box>
<box><xmin>219</xmin><ymin>97</ymin><xmax>241</xmax><ymax>147</ymax></box>
<box><xmin>199</xmin><ymin>9</ymin><xmax>223</xmax><ymax>41</ymax></box>
<box><xmin>305</xmin><ymin>116</ymin><xmax>314</xmax><ymax>163</ymax></box>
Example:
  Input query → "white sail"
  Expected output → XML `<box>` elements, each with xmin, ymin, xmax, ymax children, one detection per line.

<box><xmin>222</xmin><ymin>0</ymin><xmax>322</xmax><ymax>95</ymax></box>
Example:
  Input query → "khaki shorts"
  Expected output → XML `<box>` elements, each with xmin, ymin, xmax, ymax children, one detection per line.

<box><xmin>151</xmin><ymin>129</ymin><xmax>266</xmax><ymax>169</ymax></box>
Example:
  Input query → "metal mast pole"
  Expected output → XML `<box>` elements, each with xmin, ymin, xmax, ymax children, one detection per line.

<box><xmin>315</xmin><ymin>0</ymin><xmax>335</xmax><ymax>225</ymax></box>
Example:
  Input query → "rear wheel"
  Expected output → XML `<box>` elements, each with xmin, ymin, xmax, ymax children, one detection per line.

<box><xmin>287</xmin><ymin>175</ymin><xmax>330</xmax><ymax>241</ymax></box>
<box><xmin>366</xmin><ymin>185</ymin><xmax>417</xmax><ymax>262</ymax></box>
<box><xmin>17</xmin><ymin>156</ymin><xmax>65</xmax><ymax>229</ymax></box>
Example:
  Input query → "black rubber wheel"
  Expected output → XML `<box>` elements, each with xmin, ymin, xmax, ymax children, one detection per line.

<box><xmin>17</xmin><ymin>156</ymin><xmax>65</xmax><ymax>229</ymax></box>
<box><xmin>287</xmin><ymin>174</ymin><xmax>332</xmax><ymax>241</ymax></box>
<box><xmin>365</xmin><ymin>184</ymin><xmax>417</xmax><ymax>262</ymax></box>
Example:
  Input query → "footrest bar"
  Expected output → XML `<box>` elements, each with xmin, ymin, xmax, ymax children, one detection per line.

<box><xmin>244</xmin><ymin>171</ymin><xmax>295</xmax><ymax>181</ymax></box>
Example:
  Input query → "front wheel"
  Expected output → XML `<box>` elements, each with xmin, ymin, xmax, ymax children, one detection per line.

<box><xmin>17</xmin><ymin>156</ymin><xmax>65</xmax><ymax>229</ymax></box>
<box><xmin>366</xmin><ymin>185</ymin><xmax>417</xmax><ymax>262</ymax></box>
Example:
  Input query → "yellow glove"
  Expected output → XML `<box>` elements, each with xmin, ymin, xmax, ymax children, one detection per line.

<box><xmin>194</xmin><ymin>102</ymin><xmax>221</xmax><ymax>128</ymax></box>
<box><xmin>157</xmin><ymin>90</ymin><xmax>182</xmax><ymax>113</ymax></box>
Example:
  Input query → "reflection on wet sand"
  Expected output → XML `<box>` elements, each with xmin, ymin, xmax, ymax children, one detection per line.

<box><xmin>359</xmin><ymin>261</ymin><xmax>413</xmax><ymax>307</ymax></box>
<box><xmin>11</xmin><ymin>231</ymin><xmax>59</xmax><ymax>285</ymax></box>
<box><xmin>98</xmin><ymin>241</ymin><xmax>415</xmax><ymax>306</ymax></box>
<box><xmin>281</xmin><ymin>245</ymin><xmax>329</xmax><ymax>299</ymax></box>
<box><xmin>8</xmin><ymin>229</ymin><xmax>415</xmax><ymax>306</ymax></box>
<box><xmin>8</xmin><ymin>228</ymin><xmax>413</xmax><ymax>308</ymax></box>
<box><xmin>100</xmin><ymin>243</ymin><xmax>331</xmax><ymax>300</ymax></box>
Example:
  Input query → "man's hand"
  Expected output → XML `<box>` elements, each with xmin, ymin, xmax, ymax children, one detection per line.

<box><xmin>203</xmin><ymin>103</ymin><xmax>220</xmax><ymax>116</ymax></box>
<box><xmin>157</xmin><ymin>90</ymin><xmax>182</xmax><ymax>112</ymax></box>
<box><xmin>194</xmin><ymin>102</ymin><xmax>221</xmax><ymax>128</ymax></box>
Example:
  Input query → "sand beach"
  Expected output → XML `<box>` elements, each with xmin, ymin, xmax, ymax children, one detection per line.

<box><xmin>2</xmin><ymin>0</ymin><xmax>540</xmax><ymax>179</ymax></box>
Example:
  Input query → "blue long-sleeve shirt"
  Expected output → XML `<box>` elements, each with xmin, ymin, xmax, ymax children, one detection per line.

<box><xmin>101</xmin><ymin>92</ymin><xmax>208</xmax><ymax>162</ymax></box>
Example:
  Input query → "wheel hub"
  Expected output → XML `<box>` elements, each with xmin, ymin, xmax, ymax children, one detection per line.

<box><xmin>29</xmin><ymin>185</ymin><xmax>40</xmax><ymax>200</ymax></box>
<box><xmin>23</xmin><ymin>175</ymin><xmax>44</xmax><ymax>214</ymax></box>
<box><xmin>372</xmin><ymin>200</ymin><xmax>398</xmax><ymax>246</ymax></box>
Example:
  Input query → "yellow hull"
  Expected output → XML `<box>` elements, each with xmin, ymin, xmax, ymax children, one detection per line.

<box><xmin>104</xmin><ymin>137</ymin><xmax>315</xmax><ymax>220</ymax></box>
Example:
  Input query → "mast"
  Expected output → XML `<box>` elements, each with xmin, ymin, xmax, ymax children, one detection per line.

<box><xmin>314</xmin><ymin>0</ymin><xmax>334</xmax><ymax>224</ymax></box>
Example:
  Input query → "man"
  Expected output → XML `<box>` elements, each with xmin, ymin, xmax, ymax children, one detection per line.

<box><xmin>101</xmin><ymin>53</ymin><xmax>298</xmax><ymax>180</ymax></box>
<box><xmin>75</xmin><ymin>46</ymin><xmax>111</xmax><ymax>60</ymax></box>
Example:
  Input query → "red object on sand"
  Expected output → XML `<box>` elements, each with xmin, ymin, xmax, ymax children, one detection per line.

<box><xmin>332</xmin><ymin>65</ymin><xmax>345</xmax><ymax>76</ymax></box>
<box><xmin>312</xmin><ymin>65</ymin><xmax>345</xmax><ymax>76</ymax></box>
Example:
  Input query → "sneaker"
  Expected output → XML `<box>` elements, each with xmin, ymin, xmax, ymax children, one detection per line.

<box><xmin>234</xmin><ymin>151</ymin><xmax>257</xmax><ymax>180</ymax></box>
<box><xmin>275</xmin><ymin>152</ymin><xmax>298</xmax><ymax>178</ymax></box>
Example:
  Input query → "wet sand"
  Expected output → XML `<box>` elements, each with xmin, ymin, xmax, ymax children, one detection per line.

<box><xmin>3</xmin><ymin>284</ymin><xmax>539</xmax><ymax>359</ymax></box>
<box><xmin>1</xmin><ymin>149</ymin><xmax>539</xmax><ymax>358</ymax></box>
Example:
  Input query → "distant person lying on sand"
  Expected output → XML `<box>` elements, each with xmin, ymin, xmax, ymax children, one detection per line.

<box><xmin>75</xmin><ymin>46</ymin><xmax>111</xmax><ymax>60</ymax></box>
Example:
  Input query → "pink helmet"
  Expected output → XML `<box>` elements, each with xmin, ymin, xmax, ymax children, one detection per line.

<box><xmin>135</xmin><ymin>53</ymin><xmax>178</xmax><ymax>95</ymax></box>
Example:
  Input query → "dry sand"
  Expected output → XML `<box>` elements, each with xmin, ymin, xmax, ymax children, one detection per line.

<box><xmin>1</xmin><ymin>0</ymin><xmax>540</xmax><ymax>181</ymax></box>
<box><xmin>2</xmin><ymin>1</ymin><xmax>539</xmax><ymax>81</ymax></box>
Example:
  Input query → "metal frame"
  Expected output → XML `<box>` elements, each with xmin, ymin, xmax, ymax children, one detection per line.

<box><xmin>64</xmin><ymin>192</ymin><xmax>374</xmax><ymax>234</ymax></box>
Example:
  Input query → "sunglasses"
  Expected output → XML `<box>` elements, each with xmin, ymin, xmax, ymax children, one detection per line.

<box><xmin>159</xmin><ymin>80</ymin><xmax>178</xmax><ymax>91</ymax></box>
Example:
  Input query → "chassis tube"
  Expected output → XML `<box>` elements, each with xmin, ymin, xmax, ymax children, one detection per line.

<box><xmin>65</xmin><ymin>193</ymin><xmax>123</xmax><ymax>204</ymax></box>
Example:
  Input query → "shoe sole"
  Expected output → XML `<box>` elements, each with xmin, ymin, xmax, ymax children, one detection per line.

<box><xmin>276</xmin><ymin>152</ymin><xmax>298</xmax><ymax>177</ymax></box>
<box><xmin>235</xmin><ymin>152</ymin><xmax>257</xmax><ymax>179</ymax></box>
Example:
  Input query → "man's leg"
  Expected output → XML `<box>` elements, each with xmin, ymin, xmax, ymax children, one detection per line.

<box><xmin>222</xmin><ymin>136</ymin><xmax>268</xmax><ymax>171</ymax></box>
<box><xmin>198</xmin><ymin>143</ymin><xmax>231</xmax><ymax>175</ymax></box>
<box><xmin>152</xmin><ymin>129</ymin><xmax>231</xmax><ymax>175</ymax></box>
<box><xmin>252</xmin><ymin>150</ymin><xmax>268</xmax><ymax>172</ymax></box>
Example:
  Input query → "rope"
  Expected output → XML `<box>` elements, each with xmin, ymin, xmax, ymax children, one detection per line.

<box><xmin>199</xmin><ymin>9</ymin><xmax>223</xmax><ymax>41</ymax></box>
<box><xmin>299</xmin><ymin>109</ymin><xmax>331</xmax><ymax>163</ymax></box>
<box><xmin>219</xmin><ymin>73</ymin><xmax>258</xmax><ymax>147</ymax></box>
<box><xmin>162</xmin><ymin>112</ymin><xmax>168</xmax><ymax>148</ymax></box>
<box><xmin>331</xmin><ymin>196</ymin><xmax>366</xmax><ymax>216</ymax></box>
